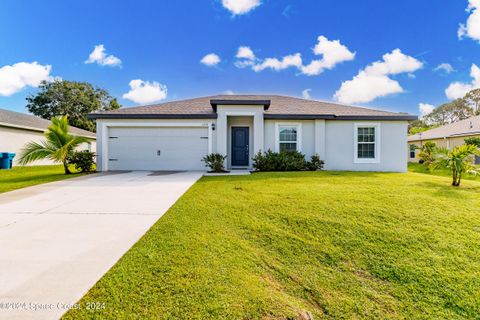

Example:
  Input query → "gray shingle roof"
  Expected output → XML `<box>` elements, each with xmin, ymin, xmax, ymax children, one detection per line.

<box><xmin>0</xmin><ymin>108</ymin><xmax>96</xmax><ymax>138</ymax></box>
<box><xmin>408</xmin><ymin>115</ymin><xmax>480</xmax><ymax>141</ymax></box>
<box><xmin>89</xmin><ymin>95</ymin><xmax>416</xmax><ymax>121</ymax></box>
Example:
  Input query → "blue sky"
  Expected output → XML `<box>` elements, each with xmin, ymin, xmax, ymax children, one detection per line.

<box><xmin>0</xmin><ymin>0</ymin><xmax>479</xmax><ymax>116</ymax></box>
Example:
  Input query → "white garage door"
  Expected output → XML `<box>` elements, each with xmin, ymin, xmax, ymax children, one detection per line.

<box><xmin>107</xmin><ymin>127</ymin><xmax>208</xmax><ymax>171</ymax></box>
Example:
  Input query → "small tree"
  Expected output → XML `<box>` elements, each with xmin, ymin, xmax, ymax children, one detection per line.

<box><xmin>18</xmin><ymin>116</ymin><xmax>89</xmax><ymax>174</ymax></box>
<box><xmin>418</xmin><ymin>141</ymin><xmax>437</xmax><ymax>165</ymax></box>
<box><xmin>433</xmin><ymin>144</ymin><xmax>479</xmax><ymax>186</ymax></box>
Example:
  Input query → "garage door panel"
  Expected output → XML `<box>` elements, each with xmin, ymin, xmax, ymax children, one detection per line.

<box><xmin>108</xmin><ymin>127</ymin><xmax>208</xmax><ymax>171</ymax></box>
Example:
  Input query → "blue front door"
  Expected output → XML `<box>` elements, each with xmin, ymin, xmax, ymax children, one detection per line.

<box><xmin>231</xmin><ymin>127</ymin><xmax>249</xmax><ymax>166</ymax></box>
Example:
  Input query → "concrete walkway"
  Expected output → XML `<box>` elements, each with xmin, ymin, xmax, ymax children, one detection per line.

<box><xmin>0</xmin><ymin>171</ymin><xmax>202</xmax><ymax>320</ymax></box>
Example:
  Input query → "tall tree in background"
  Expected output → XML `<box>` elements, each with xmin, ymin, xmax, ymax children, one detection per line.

<box><xmin>26</xmin><ymin>80</ymin><xmax>121</xmax><ymax>132</ymax></box>
<box><xmin>423</xmin><ymin>99</ymin><xmax>473</xmax><ymax>126</ymax></box>
<box><xmin>464</xmin><ymin>88</ymin><xmax>480</xmax><ymax>115</ymax></box>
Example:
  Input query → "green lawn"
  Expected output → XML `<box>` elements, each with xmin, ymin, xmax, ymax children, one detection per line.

<box><xmin>0</xmin><ymin>165</ymin><xmax>83</xmax><ymax>194</ymax></box>
<box><xmin>64</xmin><ymin>171</ymin><xmax>480</xmax><ymax>319</ymax></box>
<box><xmin>408</xmin><ymin>162</ymin><xmax>479</xmax><ymax>181</ymax></box>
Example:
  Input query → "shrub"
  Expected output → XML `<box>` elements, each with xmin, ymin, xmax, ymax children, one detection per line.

<box><xmin>418</xmin><ymin>141</ymin><xmax>437</xmax><ymax>166</ymax></box>
<box><xmin>252</xmin><ymin>150</ymin><xmax>278</xmax><ymax>171</ymax></box>
<box><xmin>68</xmin><ymin>150</ymin><xmax>96</xmax><ymax>173</ymax></box>
<box><xmin>202</xmin><ymin>153</ymin><xmax>227</xmax><ymax>172</ymax></box>
<box><xmin>252</xmin><ymin>150</ymin><xmax>324</xmax><ymax>171</ymax></box>
<box><xmin>278</xmin><ymin>151</ymin><xmax>308</xmax><ymax>171</ymax></box>
<box><xmin>306</xmin><ymin>154</ymin><xmax>325</xmax><ymax>171</ymax></box>
<box><xmin>465</xmin><ymin>137</ymin><xmax>480</xmax><ymax>148</ymax></box>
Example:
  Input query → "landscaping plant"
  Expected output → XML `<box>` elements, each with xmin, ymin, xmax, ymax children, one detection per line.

<box><xmin>418</xmin><ymin>141</ymin><xmax>437</xmax><ymax>165</ymax></box>
<box><xmin>252</xmin><ymin>150</ymin><xmax>323</xmax><ymax>171</ymax></box>
<box><xmin>464</xmin><ymin>137</ymin><xmax>480</xmax><ymax>148</ymax></box>
<box><xmin>68</xmin><ymin>151</ymin><xmax>96</xmax><ymax>173</ymax></box>
<box><xmin>432</xmin><ymin>144</ymin><xmax>479</xmax><ymax>186</ymax></box>
<box><xmin>306</xmin><ymin>154</ymin><xmax>325</xmax><ymax>171</ymax></box>
<box><xmin>202</xmin><ymin>153</ymin><xmax>227</xmax><ymax>172</ymax></box>
<box><xmin>18</xmin><ymin>116</ymin><xmax>89</xmax><ymax>174</ymax></box>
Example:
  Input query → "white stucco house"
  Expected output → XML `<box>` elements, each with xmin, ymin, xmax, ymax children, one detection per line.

<box><xmin>0</xmin><ymin>108</ymin><xmax>96</xmax><ymax>166</ymax></box>
<box><xmin>89</xmin><ymin>95</ymin><xmax>417</xmax><ymax>172</ymax></box>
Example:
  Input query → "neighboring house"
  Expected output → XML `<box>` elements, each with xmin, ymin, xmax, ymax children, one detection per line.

<box><xmin>0</xmin><ymin>108</ymin><xmax>96</xmax><ymax>166</ymax></box>
<box><xmin>89</xmin><ymin>95</ymin><xmax>416</xmax><ymax>172</ymax></box>
<box><xmin>408</xmin><ymin>115</ymin><xmax>480</xmax><ymax>163</ymax></box>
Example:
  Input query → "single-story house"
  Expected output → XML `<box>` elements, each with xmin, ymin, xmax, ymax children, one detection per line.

<box><xmin>408</xmin><ymin>115</ymin><xmax>480</xmax><ymax>163</ymax></box>
<box><xmin>89</xmin><ymin>95</ymin><xmax>417</xmax><ymax>172</ymax></box>
<box><xmin>0</xmin><ymin>108</ymin><xmax>96</xmax><ymax>166</ymax></box>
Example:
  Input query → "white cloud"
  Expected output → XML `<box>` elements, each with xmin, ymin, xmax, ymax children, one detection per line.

<box><xmin>222</xmin><ymin>90</ymin><xmax>235</xmax><ymax>95</ymax></box>
<box><xmin>334</xmin><ymin>49</ymin><xmax>423</xmax><ymax>104</ymax></box>
<box><xmin>235</xmin><ymin>36</ymin><xmax>355</xmax><ymax>76</ymax></box>
<box><xmin>419</xmin><ymin>103</ymin><xmax>435</xmax><ymax>118</ymax></box>
<box><xmin>434</xmin><ymin>63</ymin><xmax>455</xmax><ymax>74</ymax></box>
<box><xmin>252</xmin><ymin>53</ymin><xmax>302</xmax><ymax>72</ymax></box>
<box><xmin>122</xmin><ymin>79</ymin><xmax>167</xmax><ymax>104</ymax></box>
<box><xmin>85</xmin><ymin>44</ymin><xmax>122</xmax><ymax>67</ymax></box>
<box><xmin>0</xmin><ymin>62</ymin><xmax>52</xmax><ymax>96</ymax></box>
<box><xmin>458</xmin><ymin>0</ymin><xmax>480</xmax><ymax>42</ymax></box>
<box><xmin>236</xmin><ymin>46</ymin><xmax>256</xmax><ymax>60</ymax></box>
<box><xmin>301</xmin><ymin>36</ymin><xmax>356</xmax><ymax>76</ymax></box>
<box><xmin>200</xmin><ymin>53</ymin><xmax>221</xmax><ymax>67</ymax></box>
<box><xmin>445</xmin><ymin>64</ymin><xmax>480</xmax><ymax>99</ymax></box>
<box><xmin>302</xmin><ymin>89</ymin><xmax>312</xmax><ymax>99</ymax></box>
<box><xmin>222</xmin><ymin>0</ymin><xmax>261</xmax><ymax>15</ymax></box>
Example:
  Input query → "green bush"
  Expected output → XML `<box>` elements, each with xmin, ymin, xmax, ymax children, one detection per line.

<box><xmin>68</xmin><ymin>150</ymin><xmax>96</xmax><ymax>173</ymax></box>
<box><xmin>418</xmin><ymin>141</ymin><xmax>437</xmax><ymax>166</ymax></box>
<box><xmin>306</xmin><ymin>154</ymin><xmax>325</xmax><ymax>171</ymax></box>
<box><xmin>465</xmin><ymin>137</ymin><xmax>480</xmax><ymax>148</ymax></box>
<box><xmin>202</xmin><ymin>153</ymin><xmax>227</xmax><ymax>172</ymax></box>
<box><xmin>252</xmin><ymin>150</ymin><xmax>324</xmax><ymax>171</ymax></box>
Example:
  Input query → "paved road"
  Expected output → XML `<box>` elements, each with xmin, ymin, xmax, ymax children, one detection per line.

<box><xmin>0</xmin><ymin>171</ymin><xmax>202</xmax><ymax>320</ymax></box>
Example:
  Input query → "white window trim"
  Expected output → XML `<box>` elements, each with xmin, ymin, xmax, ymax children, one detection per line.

<box><xmin>353</xmin><ymin>123</ymin><xmax>381</xmax><ymax>164</ymax></box>
<box><xmin>275</xmin><ymin>122</ymin><xmax>302</xmax><ymax>152</ymax></box>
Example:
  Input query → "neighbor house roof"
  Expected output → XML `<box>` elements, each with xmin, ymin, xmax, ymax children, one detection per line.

<box><xmin>89</xmin><ymin>95</ymin><xmax>417</xmax><ymax>121</ymax></box>
<box><xmin>408</xmin><ymin>115</ymin><xmax>480</xmax><ymax>142</ymax></box>
<box><xmin>0</xmin><ymin>108</ymin><xmax>96</xmax><ymax>138</ymax></box>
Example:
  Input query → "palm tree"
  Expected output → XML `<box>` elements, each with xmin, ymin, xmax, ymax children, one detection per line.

<box><xmin>18</xmin><ymin>116</ymin><xmax>89</xmax><ymax>174</ymax></box>
<box><xmin>433</xmin><ymin>144</ymin><xmax>479</xmax><ymax>186</ymax></box>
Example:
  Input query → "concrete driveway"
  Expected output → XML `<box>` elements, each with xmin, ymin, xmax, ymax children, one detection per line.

<box><xmin>0</xmin><ymin>171</ymin><xmax>202</xmax><ymax>320</ymax></box>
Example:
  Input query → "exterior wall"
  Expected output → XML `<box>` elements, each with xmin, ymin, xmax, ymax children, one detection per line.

<box><xmin>95</xmin><ymin>116</ymin><xmax>409</xmax><ymax>172</ymax></box>
<box><xmin>264</xmin><ymin>120</ymin><xmax>407</xmax><ymax>172</ymax></box>
<box><xmin>0</xmin><ymin>126</ymin><xmax>95</xmax><ymax>166</ymax></box>
<box><xmin>324</xmin><ymin>121</ymin><xmax>408</xmax><ymax>172</ymax></box>
<box><xmin>95</xmin><ymin>118</ymin><xmax>214</xmax><ymax>172</ymax></box>
<box><xmin>407</xmin><ymin>134</ymin><xmax>480</xmax><ymax>162</ymax></box>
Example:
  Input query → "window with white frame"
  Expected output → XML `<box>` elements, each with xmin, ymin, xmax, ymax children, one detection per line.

<box><xmin>278</xmin><ymin>125</ymin><xmax>299</xmax><ymax>152</ymax></box>
<box><xmin>354</xmin><ymin>124</ymin><xmax>380</xmax><ymax>162</ymax></box>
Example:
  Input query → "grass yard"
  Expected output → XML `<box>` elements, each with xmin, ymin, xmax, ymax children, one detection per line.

<box><xmin>64</xmin><ymin>171</ymin><xmax>480</xmax><ymax>319</ymax></box>
<box><xmin>408</xmin><ymin>162</ymin><xmax>478</xmax><ymax>181</ymax></box>
<box><xmin>0</xmin><ymin>165</ymin><xmax>84</xmax><ymax>193</ymax></box>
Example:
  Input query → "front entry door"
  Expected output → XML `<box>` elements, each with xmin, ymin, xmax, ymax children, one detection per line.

<box><xmin>231</xmin><ymin>127</ymin><xmax>249</xmax><ymax>166</ymax></box>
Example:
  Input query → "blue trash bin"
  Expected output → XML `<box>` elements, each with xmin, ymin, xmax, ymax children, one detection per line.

<box><xmin>0</xmin><ymin>153</ymin><xmax>15</xmax><ymax>169</ymax></box>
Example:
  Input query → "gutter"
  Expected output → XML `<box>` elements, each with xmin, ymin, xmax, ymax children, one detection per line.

<box><xmin>88</xmin><ymin>113</ymin><xmax>218</xmax><ymax>120</ymax></box>
<box><xmin>0</xmin><ymin>122</ymin><xmax>96</xmax><ymax>139</ymax></box>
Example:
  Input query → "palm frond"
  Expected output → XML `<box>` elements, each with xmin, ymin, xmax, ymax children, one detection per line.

<box><xmin>18</xmin><ymin>141</ymin><xmax>56</xmax><ymax>165</ymax></box>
